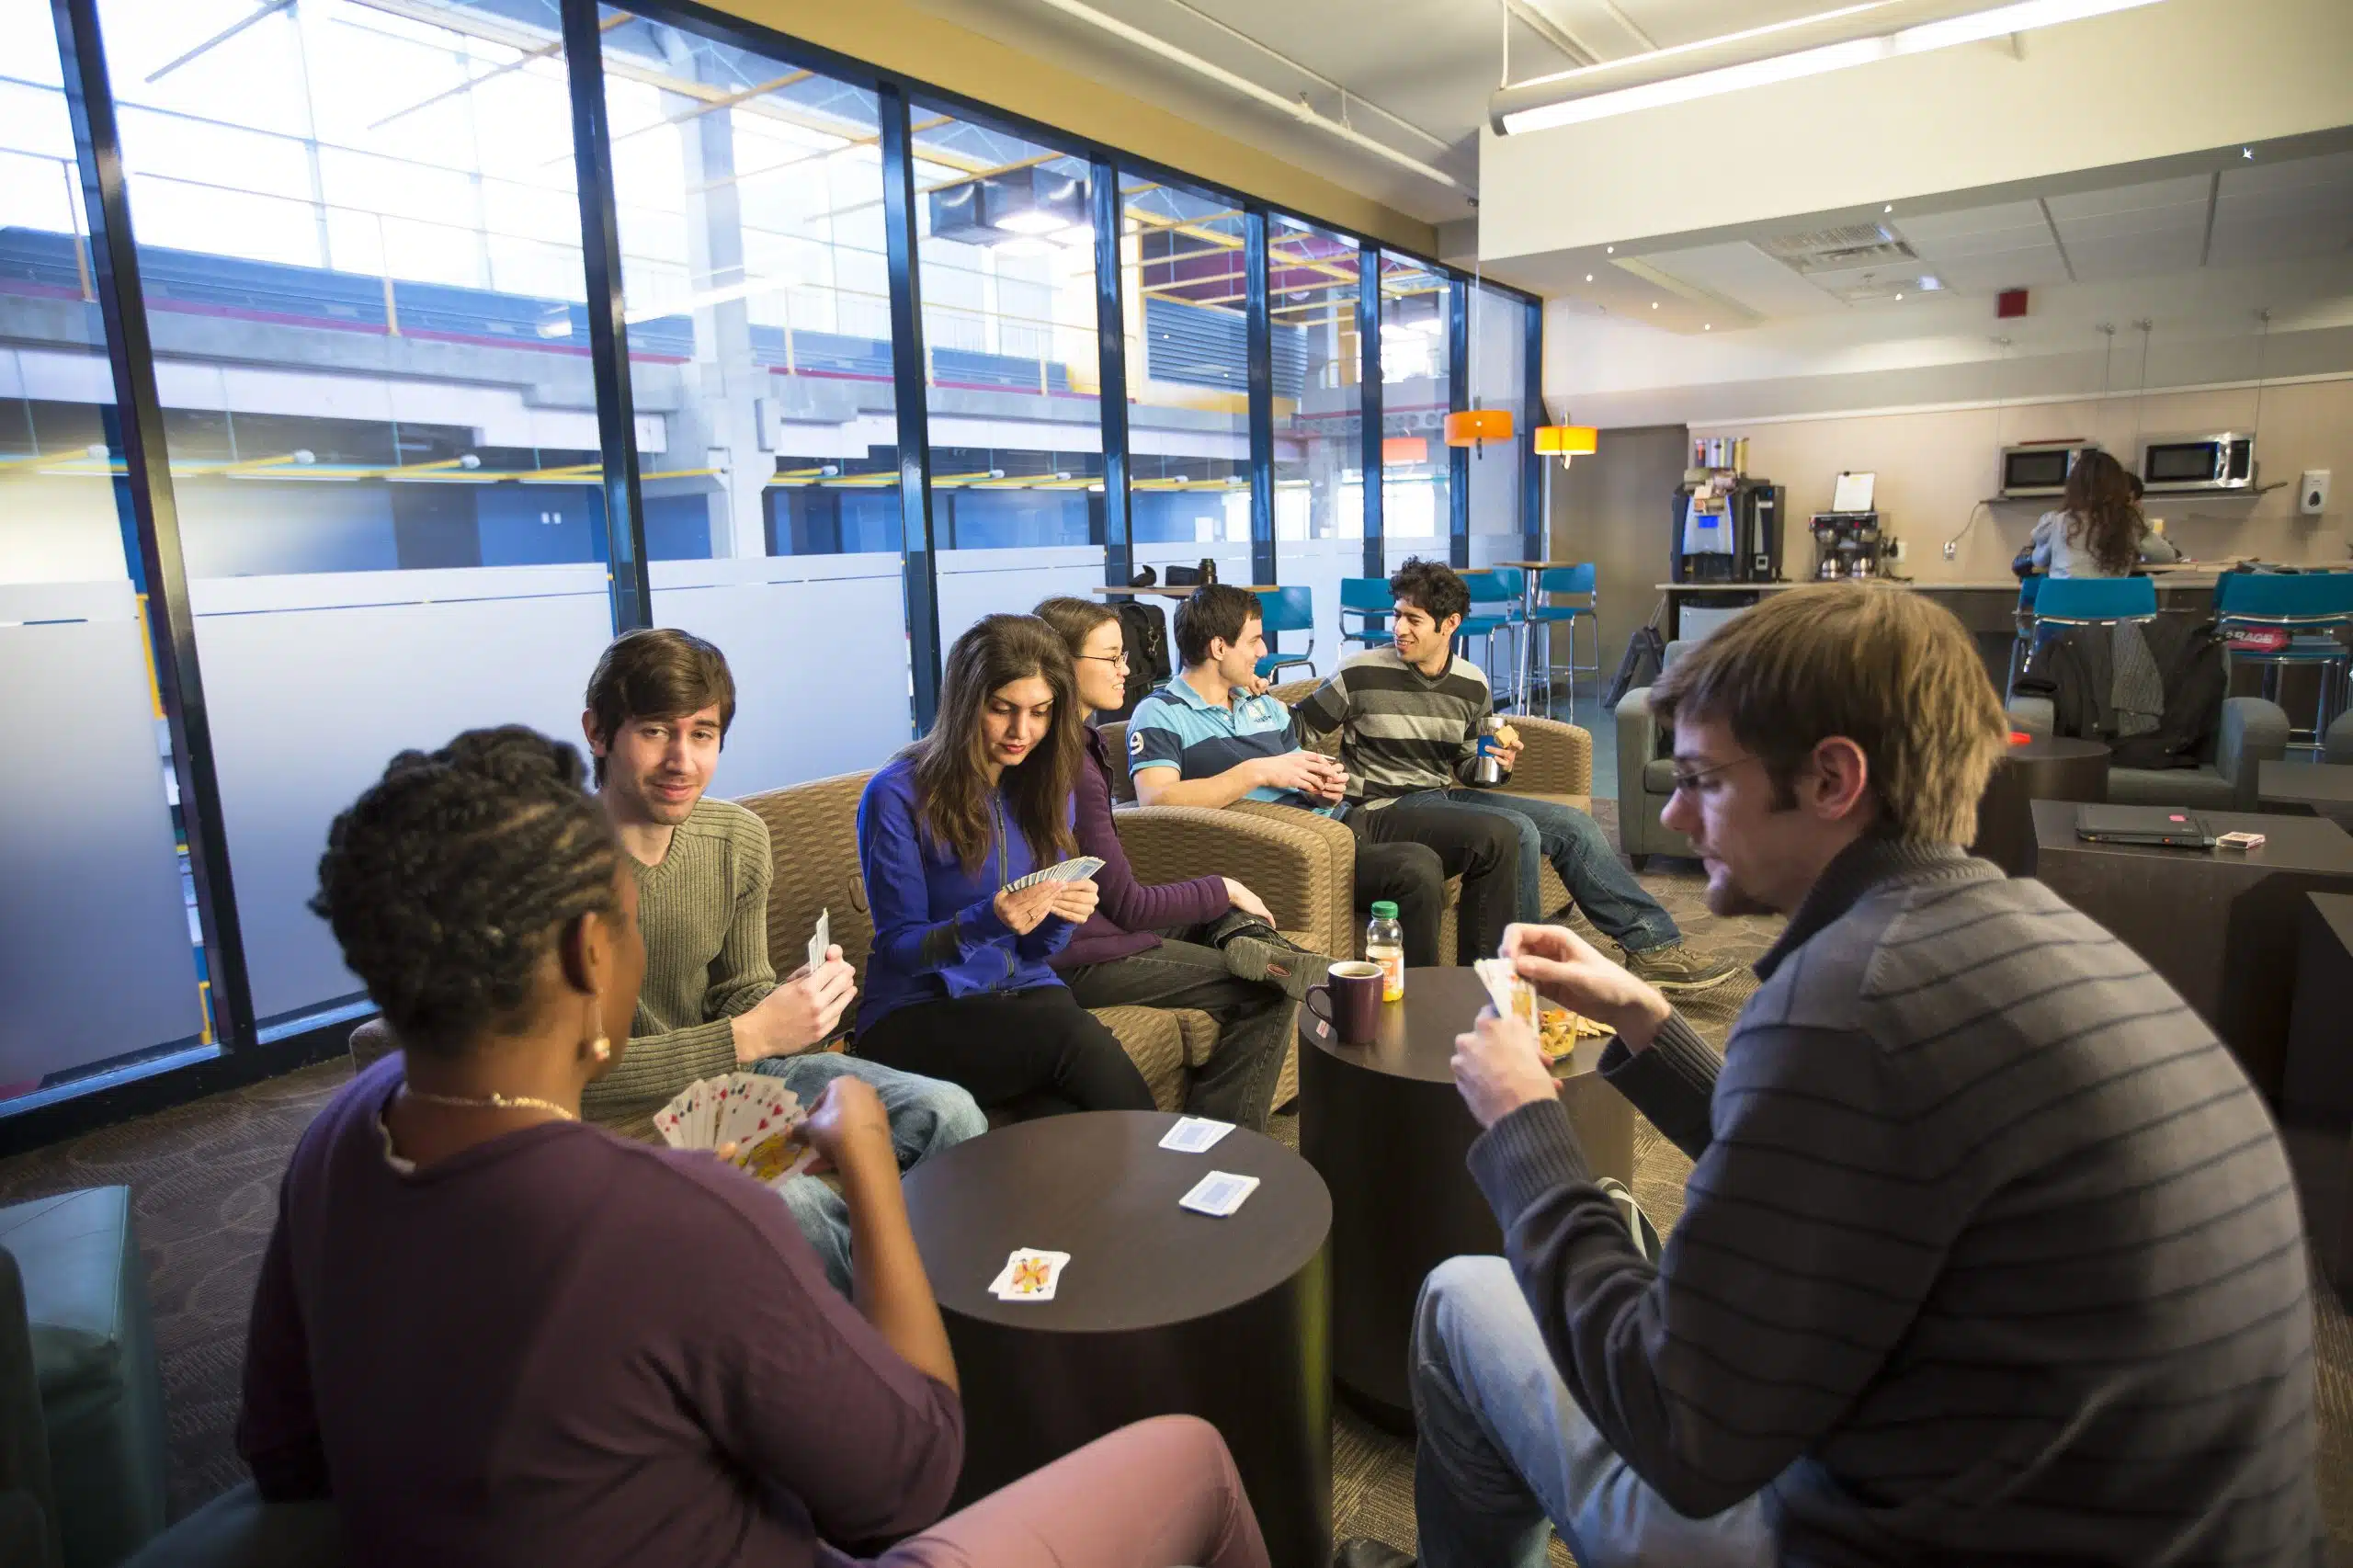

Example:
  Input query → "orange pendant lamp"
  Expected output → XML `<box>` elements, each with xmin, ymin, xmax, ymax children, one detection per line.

<box><xmin>1443</xmin><ymin>407</ymin><xmax>1514</xmax><ymax>453</ymax></box>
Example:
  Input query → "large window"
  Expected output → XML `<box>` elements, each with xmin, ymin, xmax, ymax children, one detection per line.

<box><xmin>0</xmin><ymin>0</ymin><xmax>212</xmax><ymax>1104</ymax></box>
<box><xmin>1466</xmin><ymin>282</ymin><xmax>1529</xmax><ymax>567</ymax></box>
<box><xmin>1269</xmin><ymin>215</ymin><xmax>1363</xmax><ymax>668</ymax></box>
<box><xmin>5</xmin><ymin>0</ymin><xmax>1534</xmax><ymax>1122</ymax></box>
<box><xmin>913</xmin><ymin>109</ymin><xmax>1105</xmax><ymax>642</ymax></box>
<box><xmin>1121</xmin><ymin>172</ymin><xmax>1252</xmax><ymax>584</ymax></box>
<box><xmin>600</xmin><ymin>12</ymin><xmax>912</xmax><ymax>790</ymax></box>
<box><xmin>98</xmin><ymin>0</ymin><xmax>620</xmax><ymax>1033</ymax></box>
<box><xmin>1380</xmin><ymin>253</ymin><xmax>1449</xmax><ymax>571</ymax></box>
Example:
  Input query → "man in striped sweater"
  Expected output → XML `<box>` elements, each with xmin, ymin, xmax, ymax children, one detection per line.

<box><xmin>1294</xmin><ymin>559</ymin><xmax>1735</xmax><ymax>993</ymax></box>
<box><xmin>1347</xmin><ymin>585</ymin><xmax>2322</xmax><ymax>1568</ymax></box>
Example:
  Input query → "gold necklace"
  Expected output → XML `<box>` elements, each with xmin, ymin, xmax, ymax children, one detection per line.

<box><xmin>401</xmin><ymin>1086</ymin><xmax>577</xmax><ymax>1121</ymax></box>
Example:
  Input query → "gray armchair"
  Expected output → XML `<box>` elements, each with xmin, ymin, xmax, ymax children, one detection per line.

<box><xmin>1616</xmin><ymin>640</ymin><xmax>1696</xmax><ymax>868</ymax></box>
<box><xmin>0</xmin><ymin>1187</ymin><xmax>168</xmax><ymax>1568</ymax></box>
<box><xmin>2006</xmin><ymin>693</ymin><xmax>2290</xmax><ymax>812</ymax></box>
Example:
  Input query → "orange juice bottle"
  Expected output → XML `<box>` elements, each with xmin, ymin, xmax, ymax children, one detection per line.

<box><xmin>1366</xmin><ymin>901</ymin><xmax>1404</xmax><ymax>1002</ymax></box>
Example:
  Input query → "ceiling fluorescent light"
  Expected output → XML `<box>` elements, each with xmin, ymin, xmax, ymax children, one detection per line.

<box><xmin>995</xmin><ymin>209</ymin><xmax>1069</xmax><ymax>236</ymax></box>
<box><xmin>1497</xmin><ymin>0</ymin><xmax>2168</xmax><ymax>134</ymax></box>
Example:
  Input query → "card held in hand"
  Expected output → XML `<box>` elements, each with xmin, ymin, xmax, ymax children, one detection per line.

<box><xmin>655</xmin><ymin>1072</ymin><xmax>818</xmax><ymax>1188</ymax></box>
<box><xmin>807</xmin><ymin>907</ymin><xmax>830</xmax><ymax>975</ymax></box>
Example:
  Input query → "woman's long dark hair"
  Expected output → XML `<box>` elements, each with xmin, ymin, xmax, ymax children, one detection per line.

<box><xmin>906</xmin><ymin>614</ymin><xmax>1082</xmax><ymax>874</ymax></box>
<box><xmin>2061</xmin><ymin>449</ymin><xmax>2146</xmax><ymax>576</ymax></box>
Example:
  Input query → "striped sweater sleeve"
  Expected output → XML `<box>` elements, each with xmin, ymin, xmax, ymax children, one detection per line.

<box><xmin>1469</xmin><ymin>1016</ymin><xmax>1967</xmax><ymax>1517</ymax></box>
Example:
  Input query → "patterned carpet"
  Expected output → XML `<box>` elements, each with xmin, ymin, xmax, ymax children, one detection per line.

<box><xmin>0</xmin><ymin>800</ymin><xmax>2344</xmax><ymax>1564</ymax></box>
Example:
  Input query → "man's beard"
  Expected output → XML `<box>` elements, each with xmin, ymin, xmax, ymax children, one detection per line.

<box><xmin>1703</xmin><ymin>865</ymin><xmax>1777</xmax><ymax>918</ymax></box>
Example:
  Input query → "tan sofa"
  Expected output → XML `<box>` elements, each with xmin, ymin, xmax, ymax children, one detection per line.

<box><xmin>355</xmin><ymin>767</ymin><xmax>1336</xmax><ymax>1127</ymax></box>
<box><xmin>1100</xmin><ymin>678</ymin><xmax>1596</xmax><ymax>960</ymax></box>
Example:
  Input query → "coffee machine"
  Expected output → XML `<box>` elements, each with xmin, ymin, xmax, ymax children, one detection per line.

<box><xmin>1669</xmin><ymin>478</ymin><xmax>1784</xmax><ymax>584</ymax></box>
<box><xmin>1809</xmin><ymin>511</ymin><xmax>1885</xmax><ymax>579</ymax></box>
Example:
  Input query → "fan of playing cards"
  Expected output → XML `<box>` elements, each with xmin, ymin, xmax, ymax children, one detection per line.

<box><xmin>1003</xmin><ymin>856</ymin><xmax>1105</xmax><ymax>894</ymax></box>
<box><xmin>1474</xmin><ymin>957</ymin><xmax>1608</xmax><ymax>1062</ymax></box>
<box><xmin>654</xmin><ymin>1073</ymin><xmax>820</xmax><ymax>1187</ymax></box>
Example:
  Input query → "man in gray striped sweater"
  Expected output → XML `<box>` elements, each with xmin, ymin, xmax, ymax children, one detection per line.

<box><xmin>1349</xmin><ymin>585</ymin><xmax>2322</xmax><ymax>1568</ymax></box>
<box><xmin>1295</xmin><ymin>559</ymin><xmax>1735</xmax><ymax>993</ymax></box>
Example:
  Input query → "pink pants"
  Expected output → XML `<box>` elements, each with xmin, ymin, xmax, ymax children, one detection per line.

<box><xmin>846</xmin><ymin>1415</ymin><xmax>1270</xmax><ymax>1568</ymax></box>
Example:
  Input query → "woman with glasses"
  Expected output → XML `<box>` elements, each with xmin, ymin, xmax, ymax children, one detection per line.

<box><xmin>1032</xmin><ymin>597</ymin><xmax>1322</xmax><ymax>1130</ymax></box>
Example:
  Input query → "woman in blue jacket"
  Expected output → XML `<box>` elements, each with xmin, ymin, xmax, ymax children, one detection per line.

<box><xmin>856</xmin><ymin>614</ymin><xmax>1156</xmax><ymax>1116</ymax></box>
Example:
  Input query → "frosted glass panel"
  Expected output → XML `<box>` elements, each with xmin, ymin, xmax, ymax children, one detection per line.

<box><xmin>937</xmin><ymin>544</ymin><xmax>1103</xmax><ymax>652</ymax></box>
<box><xmin>0</xmin><ymin>583</ymin><xmax>206</xmax><ymax>1086</ymax></box>
<box><xmin>191</xmin><ymin>566</ymin><xmax>616</xmax><ymax>1024</ymax></box>
<box><xmin>1275</xmin><ymin>537</ymin><xmax>1353</xmax><ymax>683</ymax></box>
<box><xmin>652</xmin><ymin>554</ymin><xmax>913</xmax><ymax>793</ymax></box>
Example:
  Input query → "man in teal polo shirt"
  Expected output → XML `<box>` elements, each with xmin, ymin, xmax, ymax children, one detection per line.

<box><xmin>1128</xmin><ymin>584</ymin><xmax>1518</xmax><ymax>968</ymax></box>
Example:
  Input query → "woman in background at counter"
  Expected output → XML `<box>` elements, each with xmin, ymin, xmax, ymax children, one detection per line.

<box><xmin>2029</xmin><ymin>449</ymin><xmax>2182</xmax><ymax>578</ymax></box>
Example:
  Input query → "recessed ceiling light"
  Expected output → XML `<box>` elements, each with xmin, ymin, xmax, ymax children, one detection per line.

<box><xmin>1606</xmin><ymin>245</ymin><xmax>1614</xmax><ymax>254</ymax></box>
<box><xmin>1883</xmin><ymin>203</ymin><xmax>1893</xmax><ymax>213</ymax></box>
<box><xmin>1651</xmin><ymin>301</ymin><xmax>1659</xmax><ymax>309</ymax></box>
<box><xmin>1704</xmin><ymin>323</ymin><xmax>1712</xmax><ymax>330</ymax></box>
<box><xmin>1895</xmin><ymin>292</ymin><xmax>1904</xmax><ymax>300</ymax></box>
<box><xmin>2241</xmin><ymin>145</ymin><xmax>2255</xmax><ymax>159</ymax></box>
<box><xmin>1585</xmin><ymin>273</ymin><xmax>1594</xmax><ymax>282</ymax></box>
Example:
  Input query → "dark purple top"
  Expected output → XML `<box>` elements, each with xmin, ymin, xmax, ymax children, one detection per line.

<box><xmin>1052</xmin><ymin>724</ymin><xmax>1231</xmax><ymax>971</ymax></box>
<box><xmin>236</xmin><ymin>1053</ymin><xmax>962</xmax><ymax>1568</ymax></box>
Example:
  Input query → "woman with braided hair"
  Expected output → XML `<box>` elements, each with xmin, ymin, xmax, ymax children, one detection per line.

<box><xmin>238</xmin><ymin>725</ymin><xmax>1268</xmax><ymax>1568</ymax></box>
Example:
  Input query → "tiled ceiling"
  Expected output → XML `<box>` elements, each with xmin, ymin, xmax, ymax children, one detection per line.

<box><xmin>1625</xmin><ymin>146</ymin><xmax>2353</xmax><ymax>324</ymax></box>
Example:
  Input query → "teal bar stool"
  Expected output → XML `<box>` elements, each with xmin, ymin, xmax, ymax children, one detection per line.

<box><xmin>1338</xmin><ymin>577</ymin><xmax>1394</xmax><ymax>651</ymax></box>
<box><xmin>1522</xmin><ymin>563</ymin><xmax>1600</xmax><ymax>719</ymax></box>
<box><xmin>1253</xmin><ymin>585</ymin><xmax>1318</xmax><ymax>682</ymax></box>
<box><xmin>2006</xmin><ymin>573</ymin><xmax>2045</xmax><ymax>699</ymax></box>
<box><xmin>2215</xmin><ymin>572</ymin><xmax>2353</xmax><ymax>756</ymax></box>
<box><xmin>1455</xmin><ymin>568</ymin><xmax>1526</xmax><ymax>711</ymax></box>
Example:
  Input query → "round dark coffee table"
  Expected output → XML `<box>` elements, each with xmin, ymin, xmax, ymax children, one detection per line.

<box><xmin>1298</xmin><ymin>965</ymin><xmax>1633</xmax><ymax>1430</ymax></box>
<box><xmin>1972</xmin><ymin>734</ymin><xmax>2110</xmax><ymax>875</ymax></box>
<box><xmin>900</xmin><ymin>1111</ymin><xmax>1331</xmax><ymax>1568</ymax></box>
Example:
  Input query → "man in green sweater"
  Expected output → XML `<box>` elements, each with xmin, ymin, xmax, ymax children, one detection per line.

<box><xmin>580</xmin><ymin>630</ymin><xmax>983</xmax><ymax>1295</ymax></box>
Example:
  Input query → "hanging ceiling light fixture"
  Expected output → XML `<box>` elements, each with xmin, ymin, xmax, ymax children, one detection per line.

<box><xmin>1492</xmin><ymin>0</ymin><xmax>2170</xmax><ymax>134</ymax></box>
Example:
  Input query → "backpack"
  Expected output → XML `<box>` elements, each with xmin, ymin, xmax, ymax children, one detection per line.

<box><xmin>1109</xmin><ymin>599</ymin><xmax>1171</xmax><ymax>721</ymax></box>
<box><xmin>1603</xmin><ymin>625</ymin><xmax>1666</xmax><ymax>712</ymax></box>
<box><xmin>1161</xmin><ymin>558</ymin><xmax>1219</xmax><ymax>587</ymax></box>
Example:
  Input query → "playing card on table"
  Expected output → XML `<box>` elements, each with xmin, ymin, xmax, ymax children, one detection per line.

<box><xmin>807</xmin><ymin>908</ymin><xmax>830</xmax><ymax>974</ymax></box>
<box><xmin>1177</xmin><ymin>1170</ymin><xmax>1260</xmax><ymax>1218</ymax></box>
<box><xmin>988</xmin><ymin>1248</ymin><xmax>1070</xmax><ymax>1301</ymax></box>
<box><xmin>1157</xmin><ymin>1116</ymin><xmax>1233</xmax><ymax>1153</ymax></box>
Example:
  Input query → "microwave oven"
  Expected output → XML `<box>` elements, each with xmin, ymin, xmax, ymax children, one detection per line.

<box><xmin>2138</xmin><ymin>433</ymin><xmax>2256</xmax><ymax>494</ymax></box>
<box><xmin>1998</xmin><ymin>441</ymin><xmax>2100</xmax><ymax>499</ymax></box>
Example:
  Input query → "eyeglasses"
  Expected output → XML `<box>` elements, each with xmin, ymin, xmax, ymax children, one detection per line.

<box><xmin>1076</xmin><ymin>653</ymin><xmax>1130</xmax><ymax>670</ymax></box>
<box><xmin>1667</xmin><ymin>754</ymin><xmax>1759</xmax><ymax>796</ymax></box>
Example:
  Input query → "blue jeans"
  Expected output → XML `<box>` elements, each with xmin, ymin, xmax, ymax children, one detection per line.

<box><xmin>753</xmin><ymin>1051</ymin><xmax>985</xmax><ymax>1296</ymax></box>
<box><xmin>1388</xmin><ymin>790</ymin><xmax>1679</xmax><ymax>951</ymax></box>
<box><xmin>1412</xmin><ymin>1256</ymin><xmax>1773</xmax><ymax>1568</ymax></box>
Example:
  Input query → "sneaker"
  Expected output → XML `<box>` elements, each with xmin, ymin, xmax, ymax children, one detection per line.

<box><xmin>1621</xmin><ymin>942</ymin><xmax>1741</xmax><ymax>993</ymax></box>
<box><xmin>1220</xmin><ymin>932</ymin><xmax>1333</xmax><ymax>1003</ymax></box>
<box><xmin>1332</xmin><ymin>1540</ymin><xmax>1415</xmax><ymax>1568</ymax></box>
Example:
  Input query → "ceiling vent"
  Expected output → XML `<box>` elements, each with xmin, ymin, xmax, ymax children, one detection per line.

<box><xmin>1820</xmin><ymin>271</ymin><xmax>1945</xmax><ymax>303</ymax></box>
<box><xmin>1757</xmin><ymin>222</ymin><xmax>1918</xmax><ymax>275</ymax></box>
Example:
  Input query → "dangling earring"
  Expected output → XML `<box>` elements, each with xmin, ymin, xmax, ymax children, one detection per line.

<box><xmin>592</xmin><ymin>1035</ymin><xmax>611</xmax><ymax>1062</ymax></box>
<box><xmin>586</xmin><ymin>994</ymin><xmax>611</xmax><ymax>1062</ymax></box>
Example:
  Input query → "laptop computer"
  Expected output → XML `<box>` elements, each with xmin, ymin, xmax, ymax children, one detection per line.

<box><xmin>2075</xmin><ymin>803</ymin><xmax>2215</xmax><ymax>847</ymax></box>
